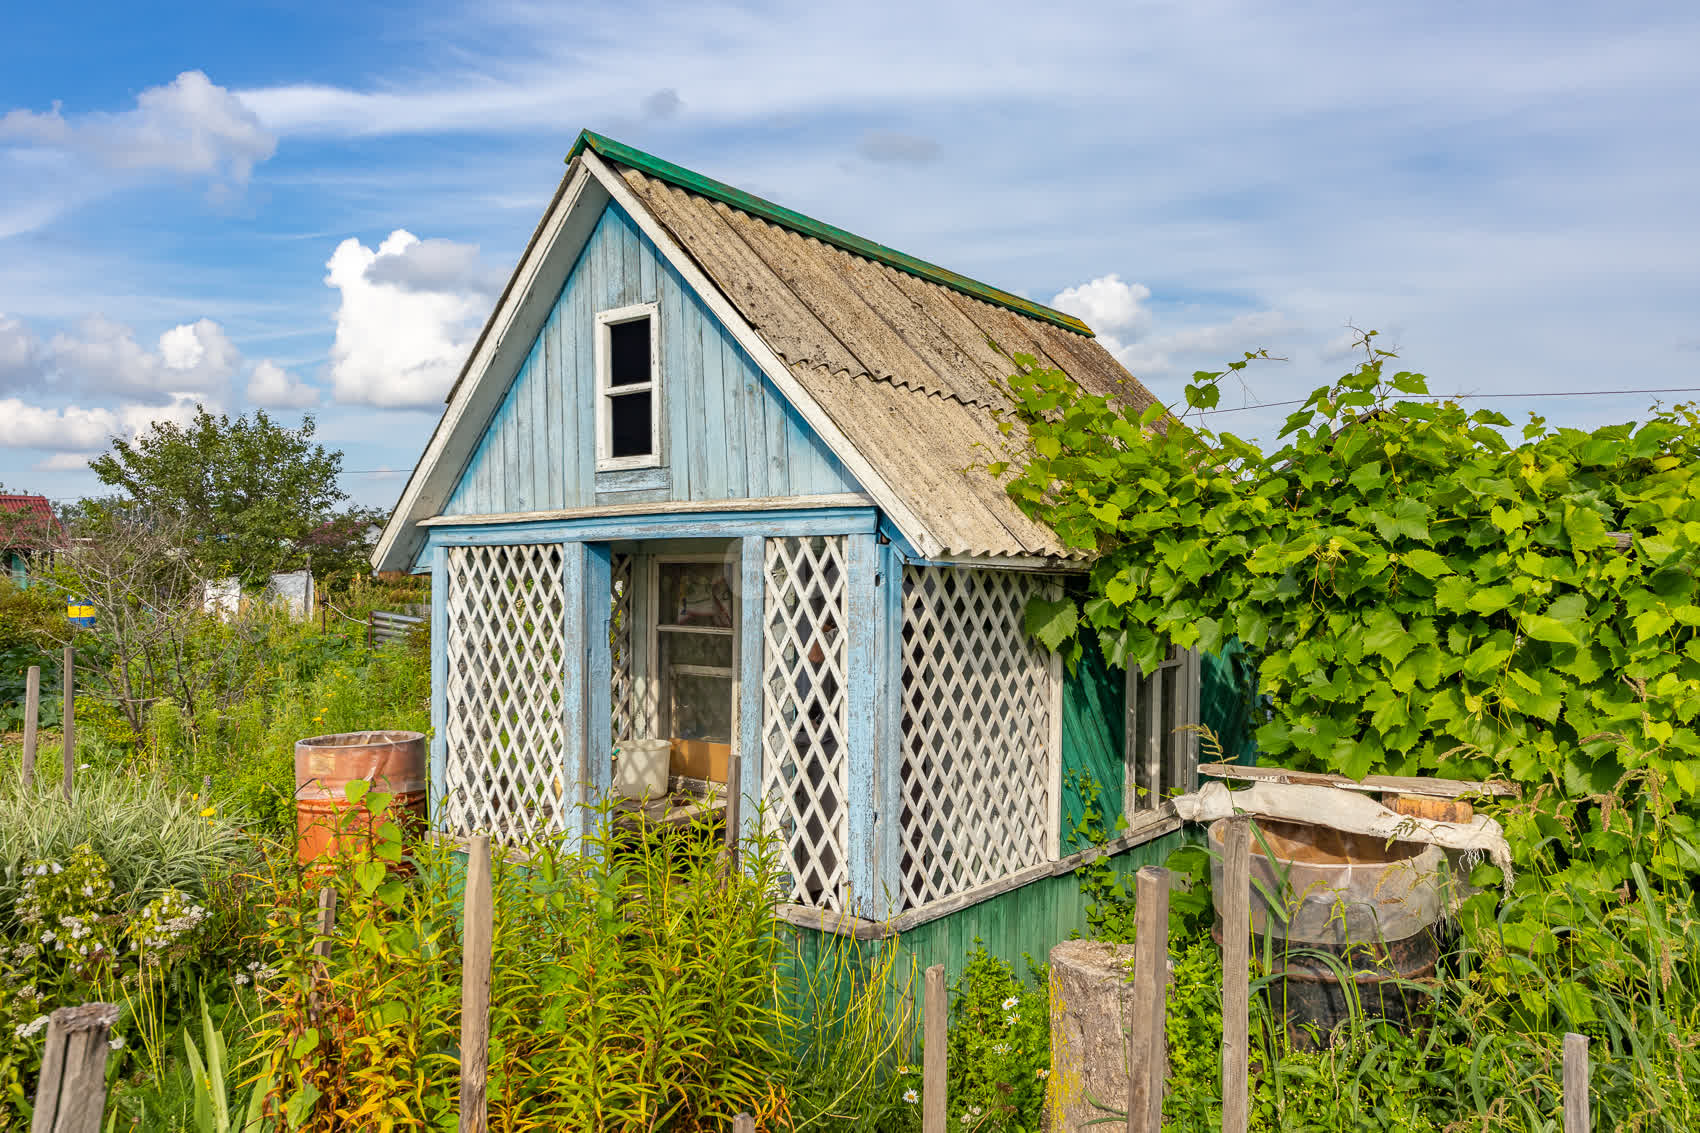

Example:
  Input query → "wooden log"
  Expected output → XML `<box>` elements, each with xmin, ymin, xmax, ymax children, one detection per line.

<box><xmin>459</xmin><ymin>835</ymin><xmax>493</xmax><ymax>1133</ymax></box>
<box><xmin>1563</xmin><ymin>1032</ymin><xmax>1590</xmax><ymax>1133</ymax></box>
<box><xmin>1221</xmin><ymin>816</ymin><xmax>1251</xmax><ymax>1133</ymax></box>
<box><xmin>1384</xmin><ymin>792</ymin><xmax>1473</xmax><ymax>824</ymax></box>
<box><xmin>30</xmin><ymin>1001</ymin><xmax>120</xmax><ymax>1133</ymax></box>
<box><xmin>1127</xmin><ymin>866</ymin><xmax>1170</xmax><ymax>1133</ymax></box>
<box><xmin>313</xmin><ymin>886</ymin><xmax>338</xmax><ymax>960</ymax></box>
<box><xmin>20</xmin><ymin>665</ymin><xmax>39</xmax><ymax>786</ymax></box>
<box><xmin>923</xmin><ymin>963</ymin><xmax>946</xmax><ymax>1133</ymax></box>
<box><xmin>60</xmin><ymin>648</ymin><xmax>74</xmax><ymax>804</ymax></box>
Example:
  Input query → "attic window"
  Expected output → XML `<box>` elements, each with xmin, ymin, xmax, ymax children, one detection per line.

<box><xmin>596</xmin><ymin>303</ymin><xmax>660</xmax><ymax>470</ymax></box>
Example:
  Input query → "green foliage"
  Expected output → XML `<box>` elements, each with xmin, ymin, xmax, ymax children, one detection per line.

<box><xmin>0</xmin><ymin>578</ymin><xmax>64</xmax><ymax>731</ymax></box>
<box><xmin>249</xmin><ymin>788</ymin><xmax>799</xmax><ymax>1132</ymax></box>
<box><xmin>87</xmin><ymin>407</ymin><xmax>348</xmax><ymax>584</ymax></box>
<box><xmin>995</xmin><ymin>337</ymin><xmax>1700</xmax><ymax>961</ymax></box>
<box><xmin>941</xmin><ymin>947</ymin><xmax>1051</xmax><ymax>1132</ymax></box>
<box><xmin>185</xmin><ymin>991</ymin><xmax>268</xmax><ymax>1133</ymax></box>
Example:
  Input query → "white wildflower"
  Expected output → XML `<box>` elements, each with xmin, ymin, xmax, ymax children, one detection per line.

<box><xmin>1000</xmin><ymin>995</ymin><xmax>1020</xmax><ymax>1011</ymax></box>
<box><xmin>14</xmin><ymin>1015</ymin><xmax>49</xmax><ymax>1040</ymax></box>
<box><xmin>234</xmin><ymin>973</ymin><xmax>249</xmax><ymax>986</ymax></box>
<box><xmin>108</xmin><ymin>1035</ymin><xmax>124</xmax><ymax>1051</ymax></box>
<box><xmin>903</xmin><ymin>1088</ymin><xmax>919</xmax><ymax>1104</ymax></box>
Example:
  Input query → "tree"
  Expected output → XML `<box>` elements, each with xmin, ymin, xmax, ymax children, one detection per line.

<box><xmin>88</xmin><ymin>406</ymin><xmax>348</xmax><ymax>584</ymax></box>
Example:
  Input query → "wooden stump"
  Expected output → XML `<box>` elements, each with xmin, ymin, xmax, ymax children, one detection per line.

<box><xmin>1047</xmin><ymin>939</ymin><xmax>1138</xmax><ymax>1133</ymax></box>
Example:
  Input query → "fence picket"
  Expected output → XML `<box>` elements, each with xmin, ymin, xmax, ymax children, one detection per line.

<box><xmin>1221</xmin><ymin>816</ymin><xmax>1251</xmax><ymax>1133</ymax></box>
<box><xmin>60</xmin><ymin>648</ymin><xmax>74</xmax><ymax>804</ymax></box>
<box><xmin>30</xmin><ymin>1002</ymin><xmax>119</xmax><ymax>1133</ymax></box>
<box><xmin>20</xmin><ymin>665</ymin><xmax>39</xmax><ymax>786</ymax></box>
<box><xmin>459</xmin><ymin>835</ymin><xmax>493</xmax><ymax>1133</ymax></box>
<box><xmin>1128</xmin><ymin>865</ymin><xmax>1170</xmax><ymax>1133</ymax></box>
<box><xmin>1563</xmin><ymin>1032</ymin><xmax>1590</xmax><ymax>1133</ymax></box>
<box><xmin>923</xmin><ymin>963</ymin><xmax>947</xmax><ymax>1133</ymax></box>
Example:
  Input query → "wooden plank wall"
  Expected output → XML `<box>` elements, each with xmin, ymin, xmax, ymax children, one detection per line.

<box><xmin>1058</xmin><ymin>632</ymin><xmax>1127</xmax><ymax>853</ymax></box>
<box><xmin>444</xmin><ymin>203</ymin><xmax>859</xmax><ymax>516</ymax></box>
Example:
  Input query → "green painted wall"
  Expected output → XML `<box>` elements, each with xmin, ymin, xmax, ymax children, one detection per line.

<box><xmin>1201</xmin><ymin>638</ymin><xmax>1260</xmax><ymax>766</ymax></box>
<box><xmin>1058</xmin><ymin>633</ymin><xmax>1125</xmax><ymax>853</ymax></box>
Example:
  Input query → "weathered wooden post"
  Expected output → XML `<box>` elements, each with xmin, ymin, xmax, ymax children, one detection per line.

<box><xmin>60</xmin><ymin>647</ymin><xmax>74</xmax><ymax>804</ymax></box>
<box><xmin>732</xmin><ymin>1115</ymin><xmax>756</xmax><ymax>1133</ymax></box>
<box><xmin>1563</xmin><ymin>1032</ymin><xmax>1590</xmax><ymax>1133</ymax></box>
<box><xmin>30</xmin><ymin>1002</ymin><xmax>120</xmax><ymax>1133</ymax></box>
<box><xmin>459</xmin><ymin>835</ymin><xmax>493</xmax><ymax>1133</ymax></box>
<box><xmin>1221</xmin><ymin>816</ymin><xmax>1251</xmax><ymax>1133</ymax></box>
<box><xmin>313</xmin><ymin>886</ymin><xmax>338</xmax><ymax>960</ymax></box>
<box><xmin>923</xmin><ymin>963</ymin><xmax>947</xmax><ymax>1133</ymax></box>
<box><xmin>1127</xmin><ymin>865</ymin><xmax>1170</xmax><ymax>1133</ymax></box>
<box><xmin>20</xmin><ymin>665</ymin><xmax>40</xmax><ymax>786</ymax></box>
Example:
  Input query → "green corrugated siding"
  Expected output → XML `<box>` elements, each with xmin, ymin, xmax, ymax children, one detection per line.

<box><xmin>1059</xmin><ymin>632</ymin><xmax>1126</xmax><ymax>852</ymax></box>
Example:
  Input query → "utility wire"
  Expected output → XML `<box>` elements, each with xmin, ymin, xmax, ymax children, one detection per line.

<box><xmin>1198</xmin><ymin>386</ymin><xmax>1700</xmax><ymax>417</ymax></box>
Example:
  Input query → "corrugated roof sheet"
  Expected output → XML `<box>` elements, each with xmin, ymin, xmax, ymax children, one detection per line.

<box><xmin>0</xmin><ymin>494</ymin><xmax>61</xmax><ymax>549</ymax></box>
<box><xmin>618</xmin><ymin>166</ymin><xmax>1162</xmax><ymax>558</ymax></box>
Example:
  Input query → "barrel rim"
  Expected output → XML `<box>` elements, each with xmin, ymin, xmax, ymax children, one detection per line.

<box><xmin>1206</xmin><ymin>815</ymin><xmax>1433</xmax><ymax>871</ymax></box>
<box><xmin>295</xmin><ymin>729</ymin><xmax>427</xmax><ymax>750</ymax></box>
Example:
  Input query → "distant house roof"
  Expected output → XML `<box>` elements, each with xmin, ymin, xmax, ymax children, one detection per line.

<box><xmin>0</xmin><ymin>494</ymin><xmax>62</xmax><ymax>551</ymax></box>
<box><xmin>375</xmin><ymin>133</ymin><xmax>1163</xmax><ymax>571</ymax></box>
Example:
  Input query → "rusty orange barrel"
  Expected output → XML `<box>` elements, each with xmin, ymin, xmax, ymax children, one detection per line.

<box><xmin>294</xmin><ymin>730</ymin><xmax>428</xmax><ymax>868</ymax></box>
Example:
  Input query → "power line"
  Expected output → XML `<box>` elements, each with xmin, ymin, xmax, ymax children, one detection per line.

<box><xmin>1197</xmin><ymin>386</ymin><xmax>1700</xmax><ymax>417</ymax></box>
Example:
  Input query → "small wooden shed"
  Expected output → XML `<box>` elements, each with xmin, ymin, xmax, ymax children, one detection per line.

<box><xmin>374</xmin><ymin>132</ymin><xmax>1227</xmax><ymax>974</ymax></box>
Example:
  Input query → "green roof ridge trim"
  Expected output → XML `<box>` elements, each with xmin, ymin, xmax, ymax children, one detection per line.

<box><xmin>567</xmin><ymin>129</ymin><xmax>1094</xmax><ymax>338</ymax></box>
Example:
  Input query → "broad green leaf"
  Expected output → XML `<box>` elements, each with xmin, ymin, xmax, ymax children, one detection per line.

<box><xmin>1023</xmin><ymin>597</ymin><xmax>1078</xmax><ymax>652</ymax></box>
<box><xmin>1399</xmin><ymin>548</ymin><xmax>1453</xmax><ymax>579</ymax></box>
<box><xmin>1564</xmin><ymin>506</ymin><xmax>1612</xmax><ymax>552</ymax></box>
<box><xmin>343</xmin><ymin>778</ymin><xmax>370</xmax><ymax>805</ymax></box>
<box><xmin>1521</xmin><ymin>614</ymin><xmax>1578</xmax><ymax>646</ymax></box>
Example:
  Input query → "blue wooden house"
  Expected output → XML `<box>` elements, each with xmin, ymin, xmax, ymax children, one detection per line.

<box><xmin>373</xmin><ymin>131</ymin><xmax>1215</xmax><ymax>973</ymax></box>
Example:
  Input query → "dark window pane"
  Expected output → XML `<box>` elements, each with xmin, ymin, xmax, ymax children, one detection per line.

<box><xmin>609</xmin><ymin>318</ymin><xmax>650</xmax><ymax>386</ymax></box>
<box><xmin>610</xmin><ymin>390</ymin><xmax>652</xmax><ymax>457</ymax></box>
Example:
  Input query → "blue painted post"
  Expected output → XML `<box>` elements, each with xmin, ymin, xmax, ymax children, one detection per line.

<box><xmin>430</xmin><ymin>542</ymin><xmax>449</xmax><ymax>832</ymax></box>
<box><xmin>737</xmin><ymin>536</ymin><xmax>766</xmax><ymax>844</ymax></box>
<box><xmin>845</xmin><ymin>532</ymin><xmax>880</xmax><ymax>920</ymax></box>
<box><xmin>583</xmin><ymin>543</ymin><xmax>614</xmax><ymax>812</ymax></box>
<box><xmin>560</xmin><ymin>541</ymin><xmax>589</xmax><ymax>847</ymax></box>
<box><xmin>875</xmin><ymin>538</ymin><xmax>906</xmax><ymax>919</ymax></box>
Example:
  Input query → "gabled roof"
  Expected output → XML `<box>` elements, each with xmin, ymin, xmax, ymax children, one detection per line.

<box><xmin>373</xmin><ymin>133</ymin><xmax>1161</xmax><ymax>572</ymax></box>
<box><xmin>0</xmin><ymin>494</ymin><xmax>62</xmax><ymax>550</ymax></box>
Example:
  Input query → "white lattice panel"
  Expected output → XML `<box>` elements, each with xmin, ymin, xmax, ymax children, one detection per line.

<box><xmin>610</xmin><ymin>552</ymin><xmax>634</xmax><ymax>744</ymax></box>
<box><xmin>900</xmin><ymin>566</ymin><xmax>1057</xmax><ymax>908</ymax></box>
<box><xmin>761</xmin><ymin>536</ymin><xmax>850</xmax><ymax>910</ymax></box>
<box><xmin>444</xmin><ymin>544</ymin><xmax>567</xmax><ymax>839</ymax></box>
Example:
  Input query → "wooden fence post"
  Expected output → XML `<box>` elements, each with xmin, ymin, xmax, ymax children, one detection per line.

<box><xmin>20</xmin><ymin>665</ymin><xmax>40</xmax><ymax>786</ymax></box>
<box><xmin>1221</xmin><ymin>816</ymin><xmax>1251</xmax><ymax>1133</ymax></box>
<box><xmin>923</xmin><ymin>963</ymin><xmax>947</xmax><ymax>1133</ymax></box>
<box><xmin>314</xmin><ymin>886</ymin><xmax>338</xmax><ymax>960</ymax></box>
<box><xmin>30</xmin><ymin>1002</ymin><xmax>119</xmax><ymax>1133</ymax></box>
<box><xmin>459</xmin><ymin>835</ymin><xmax>493</xmax><ymax>1133</ymax></box>
<box><xmin>732</xmin><ymin>1116</ymin><xmax>756</xmax><ymax>1133</ymax></box>
<box><xmin>60</xmin><ymin>647</ymin><xmax>74</xmax><ymax>804</ymax></box>
<box><xmin>1128</xmin><ymin>865</ymin><xmax>1170</xmax><ymax>1133</ymax></box>
<box><xmin>1563</xmin><ymin>1032</ymin><xmax>1590</xmax><ymax>1133</ymax></box>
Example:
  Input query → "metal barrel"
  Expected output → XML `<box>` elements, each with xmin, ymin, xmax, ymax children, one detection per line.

<box><xmin>294</xmin><ymin>730</ymin><xmax>428</xmax><ymax>870</ymax></box>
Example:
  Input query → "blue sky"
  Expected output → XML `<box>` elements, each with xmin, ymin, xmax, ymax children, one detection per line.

<box><xmin>3</xmin><ymin>0</ymin><xmax>1698</xmax><ymax>510</ymax></box>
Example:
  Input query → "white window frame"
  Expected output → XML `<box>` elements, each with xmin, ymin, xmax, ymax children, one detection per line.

<box><xmin>594</xmin><ymin>301</ymin><xmax>662</xmax><ymax>472</ymax></box>
<box><xmin>648</xmin><ymin>552</ymin><xmax>739</xmax><ymax>748</ymax></box>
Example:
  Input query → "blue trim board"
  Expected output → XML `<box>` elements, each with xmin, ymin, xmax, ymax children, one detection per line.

<box><xmin>560</xmin><ymin>542</ymin><xmax>589</xmax><ymax>849</ymax></box>
<box><xmin>844</xmin><ymin>532</ymin><xmax>880</xmax><ymax>919</ymax></box>
<box><xmin>429</xmin><ymin>544</ymin><xmax>449</xmax><ymax>830</ymax></box>
<box><xmin>424</xmin><ymin>506</ymin><xmax>877</xmax><ymax>549</ymax></box>
<box><xmin>737</xmin><ymin>535</ymin><xmax>765</xmax><ymax>843</ymax></box>
<box><xmin>875</xmin><ymin>537</ymin><xmax>905</xmax><ymax>919</ymax></box>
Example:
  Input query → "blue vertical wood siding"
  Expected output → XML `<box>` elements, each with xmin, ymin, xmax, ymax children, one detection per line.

<box><xmin>444</xmin><ymin>202</ymin><xmax>859</xmax><ymax>516</ymax></box>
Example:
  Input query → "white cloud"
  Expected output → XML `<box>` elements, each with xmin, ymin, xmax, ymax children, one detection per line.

<box><xmin>246</xmin><ymin>360</ymin><xmax>319</xmax><ymax>408</ymax></box>
<box><xmin>49</xmin><ymin>315</ymin><xmax>239</xmax><ymax>396</ymax></box>
<box><xmin>0</xmin><ymin>393</ymin><xmax>206</xmax><ymax>453</ymax></box>
<box><xmin>325</xmin><ymin>230</ymin><xmax>485</xmax><ymax>408</ymax></box>
<box><xmin>0</xmin><ymin>314</ymin><xmax>42</xmax><ymax>387</ymax></box>
<box><xmin>1051</xmin><ymin>275</ymin><xmax>1153</xmax><ymax>337</ymax></box>
<box><xmin>35</xmin><ymin>451</ymin><xmax>95</xmax><ymax>472</ymax></box>
<box><xmin>362</xmin><ymin>236</ymin><xmax>502</xmax><ymax>296</ymax></box>
<box><xmin>0</xmin><ymin>71</ymin><xmax>275</xmax><ymax>186</ymax></box>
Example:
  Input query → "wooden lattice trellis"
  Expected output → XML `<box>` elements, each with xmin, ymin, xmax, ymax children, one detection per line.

<box><xmin>443</xmin><ymin>544</ymin><xmax>567</xmax><ymax>839</ymax></box>
<box><xmin>761</xmin><ymin>535</ymin><xmax>849</xmax><ymax>910</ymax></box>
<box><xmin>900</xmin><ymin>566</ymin><xmax>1057</xmax><ymax>909</ymax></box>
<box><xmin>610</xmin><ymin>552</ymin><xmax>634</xmax><ymax>743</ymax></box>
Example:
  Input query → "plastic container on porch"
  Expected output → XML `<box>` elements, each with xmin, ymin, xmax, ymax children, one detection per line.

<box><xmin>614</xmin><ymin>738</ymin><xmax>672</xmax><ymax>801</ymax></box>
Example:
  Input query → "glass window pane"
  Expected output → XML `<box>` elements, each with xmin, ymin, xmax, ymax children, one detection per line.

<box><xmin>609</xmin><ymin>390</ymin><xmax>652</xmax><ymax>458</ymax></box>
<box><xmin>659</xmin><ymin>630</ymin><xmax>733</xmax><ymax>671</ymax></box>
<box><xmin>659</xmin><ymin>562</ymin><xmax>734</xmax><ymax>628</ymax></box>
<box><xmin>609</xmin><ymin>318</ymin><xmax>650</xmax><ymax>386</ymax></box>
<box><xmin>667</xmin><ymin>672</ymin><xmax>733</xmax><ymax>743</ymax></box>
